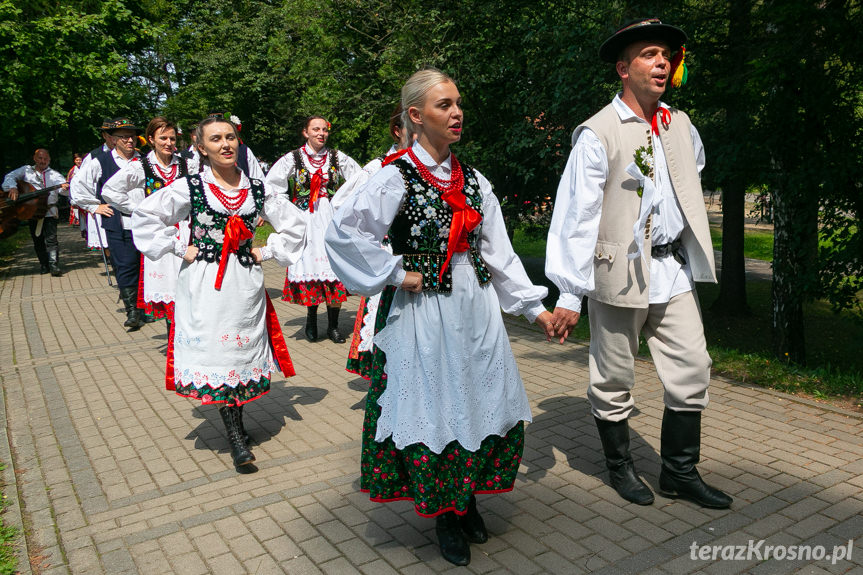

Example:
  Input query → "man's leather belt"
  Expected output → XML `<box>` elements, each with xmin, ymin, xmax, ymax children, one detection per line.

<box><xmin>651</xmin><ymin>238</ymin><xmax>686</xmax><ymax>265</ymax></box>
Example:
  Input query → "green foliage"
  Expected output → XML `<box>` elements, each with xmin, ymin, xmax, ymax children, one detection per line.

<box><xmin>0</xmin><ymin>463</ymin><xmax>18</xmax><ymax>575</ymax></box>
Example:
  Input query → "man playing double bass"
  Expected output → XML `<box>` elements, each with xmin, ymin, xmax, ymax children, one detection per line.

<box><xmin>2</xmin><ymin>148</ymin><xmax>69</xmax><ymax>276</ymax></box>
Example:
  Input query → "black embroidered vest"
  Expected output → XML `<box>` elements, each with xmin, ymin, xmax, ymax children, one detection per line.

<box><xmin>286</xmin><ymin>148</ymin><xmax>344</xmax><ymax>210</ymax></box>
<box><xmin>141</xmin><ymin>154</ymin><xmax>189</xmax><ymax>197</ymax></box>
<box><xmin>387</xmin><ymin>158</ymin><xmax>492</xmax><ymax>293</ymax></box>
<box><xmin>186</xmin><ymin>174</ymin><xmax>265</xmax><ymax>268</ymax></box>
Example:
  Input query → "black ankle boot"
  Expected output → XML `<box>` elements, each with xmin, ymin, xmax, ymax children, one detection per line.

<box><xmin>459</xmin><ymin>496</ymin><xmax>488</xmax><ymax>544</ymax></box>
<box><xmin>305</xmin><ymin>305</ymin><xmax>318</xmax><ymax>342</ymax></box>
<box><xmin>659</xmin><ymin>408</ymin><xmax>732</xmax><ymax>509</ymax></box>
<box><xmin>119</xmin><ymin>286</ymin><xmax>142</xmax><ymax>330</ymax></box>
<box><xmin>436</xmin><ymin>512</ymin><xmax>470</xmax><ymax>566</ymax></box>
<box><xmin>326</xmin><ymin>306</ymin><xmax>345</xmax><ymax>343</ymax></box>
<box><xmin>595</xmin><ymin>417</ymin><xmax>654</xmax><ymax>505</ymax></box>
<box><xmin>219</xmin><ymin>405</ymin><xmax>255</xmax><ymax>467</ymax></box>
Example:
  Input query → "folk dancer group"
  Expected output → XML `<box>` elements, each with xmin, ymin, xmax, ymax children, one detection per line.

<box><xmin>7</xmin><ymin>17</ymin><xmax>733</xmax><ymax>568</ymax></box>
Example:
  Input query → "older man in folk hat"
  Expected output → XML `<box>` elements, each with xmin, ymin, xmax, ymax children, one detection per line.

<box><xmin>2</xmin><ymin>149</ymin><xmax>70</xmax><ymax>275</ymax></box>
<box><xmin>72</xmin><ymin>117</ymin><xmax>147</xmax><ymax>329</ymax></box>
<box><xmin>545</xmin><ymin>19</ymin><xmax>731</xmax><ymax>509</ymax></box>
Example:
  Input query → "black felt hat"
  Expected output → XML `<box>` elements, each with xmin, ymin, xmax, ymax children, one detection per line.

<box><xmin>599</xmin><ymin>18</ymin><xmax>687</xmax><ymax>63</ymax></box>
<box><xmin>106</xmin><ymin>117</ymin><xmax>143</xmax><ymax>134</ymax></box>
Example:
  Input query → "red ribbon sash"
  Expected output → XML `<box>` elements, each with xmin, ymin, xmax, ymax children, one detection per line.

<box><xmin>215</xmin><ymin>215</ymin><xmax>253</xmax><ymax>290</ymax></box>
<box><xmin>651</xmin><ymin>107</ymin><xmax>671</xmax><ymax>136</ymax></box>
<box><xmin>309</xmin><ymin>169</ymin><xmax>323</xmax><ymax>213</ymax></box>
<box><xmin>265</xmin><ymin>292</ymin><xmax>295</xmax><ymax>377</ymax></box>
<box><xmin>439</xmin><ymin>188</ymin><xmax>482</xmax><ymax>283</ymax></box>
<box><xmin>165</xmin><ymin>319</ymin><xmax>176</xmax><ymax>390</ymax></box>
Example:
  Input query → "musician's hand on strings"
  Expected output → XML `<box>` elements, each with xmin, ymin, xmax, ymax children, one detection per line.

<box><xmin>7</xmin><ymin>188</ymin><xmax>18</xmax><ymax>201</ymax></box>
<box><xmin>61</xmin><ymin>183</ymin><xmax>70</xmax><ymax>191</ymax></box>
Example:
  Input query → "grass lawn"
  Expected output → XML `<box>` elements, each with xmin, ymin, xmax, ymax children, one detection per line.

<box><xmin>710</xmin><ymin>226</ymin><xmax>774</xmax><ymax>262</ymax></box>
<box><xmin>0</xmin><ymin>464</ymin><xmax>18</xmax><ymax>575</ymax></box>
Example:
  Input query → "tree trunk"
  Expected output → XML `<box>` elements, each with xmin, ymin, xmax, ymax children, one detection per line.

<box><xmin>712</xmin><ymin>0</ymin><xmax>751</xmax><ymax>315</ymax></box>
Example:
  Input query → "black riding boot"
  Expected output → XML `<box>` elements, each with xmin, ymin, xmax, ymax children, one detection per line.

<box><xmin>219</xmin><ymin>405</ymin><xmax>255</xmax><ymax>467</ymax></box>
<box><xmin>436</xmin><ymin>512</ymin><xmax>470</xmax><ymax>566</ymax></box>
<box><xmin>459</xmin><ymin>495</ymin><xmax>488</xmax><ymax>544</ymax></box>
<box><xmin>237</xmin><ymin>404</ymin><xmax>251</xmax><ymax>445</ymax></box>
<box><xmin>305</xmin><ymin>305</ymin><xmax>318</xmax><ymax>342</ymax></box>
<box><xmin>659</xmin><ymin>408</ymin><xmax>732</xmax><ymax>509</ymax></box>
<box><xmin>118</xmin><ymin>286</ymin><xmax>142</xmax><ymax>330</ymax></box>
<box><xmin>595</xmin><ymin>417</ymin><xmax>655</xmax><ymax>505</ymax></box>
<box><xmin>326</xmin><ymin>306</ymin><xmax>345</xmax><ymax>343</ymax></box>
<box><xmin>47</xmin><ymin>248</ymin><xmax>62</xmax><ymax>277</ymax></box>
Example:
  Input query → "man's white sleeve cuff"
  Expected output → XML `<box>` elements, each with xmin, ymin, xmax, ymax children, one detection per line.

<box><xmin>556</xmin><ymin>292</ymin><xmax>584</xmax><ymax>314</ymax></box>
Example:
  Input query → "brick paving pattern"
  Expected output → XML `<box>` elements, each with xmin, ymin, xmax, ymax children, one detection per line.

<box><xmin>0</xmin><ymin>224</ymin><xmax>861</xmax><ymax>574</ymax></box>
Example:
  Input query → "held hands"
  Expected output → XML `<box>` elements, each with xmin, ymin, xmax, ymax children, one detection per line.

<box><xmin>183</xmin><ymin>245</ymin><xmax>199</xmax><ymax>263</ymax></box>
<box><xmin>535</xmin><ymin>310</ymin><xmax>555</xmax><ymax>342</ymax></box>
<box><xmin>251</xmin><ymin>247</ymin><xmax>263</xmax><ymax>263</ymax></box>
<box><xmin>550</xmin><ymin>306</ymin><xmax>581</xmax><ymax>344</ymax></box>
<box><xmin>94</xmin><ymin>204</ymin><xmax>114</xmax><ymax>217</ymax></box>
<box><xmin>401</xmin><ymin>271</ymin><xmax>423</xmax><ymax>293</ymax></box>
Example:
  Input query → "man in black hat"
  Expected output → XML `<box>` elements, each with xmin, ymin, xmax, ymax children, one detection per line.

<box><xmin>73</xmin><ymin>117</ymin><xmax>146</xmax><ymax>329</ymax></box>
<box><xmin>2</xmin><ymin>149</ymin><xmax>70</xmax><ymax>275</ymax></box>
<box><xmin>545</xmin><ymin>19</ymin><xmax>731</xmax><ymax>509</ymax></box>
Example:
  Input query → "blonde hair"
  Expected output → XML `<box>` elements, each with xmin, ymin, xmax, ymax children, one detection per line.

<box><xmin>400</xmin><ymin>67</ymin><xmax>456</xmax><ymax>148</ymax></box>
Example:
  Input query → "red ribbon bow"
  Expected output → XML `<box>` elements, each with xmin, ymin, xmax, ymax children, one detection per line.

<box><xmin>215</xmin><ymin>215</ymin><xmax>253</xmax><ymax>290</ymax></box>
<box><xmin>308</xmin><ymin>169</ymin><xmax>323</xmax><ymax>213</ymax></box>
<box><xmin>651</xmin><ymin>107</ymin><xmax>671</xmax><ymax>136</ymax></box>
<box><xmin>439</xmin><ymin>189</ymin><xmax>482</xmax><ymax>283</ymax></box>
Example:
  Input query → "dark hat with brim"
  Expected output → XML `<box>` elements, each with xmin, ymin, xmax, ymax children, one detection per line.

<box><xmin>106</xmin><ymin>117</ymin><xmax>143</xmax><ymax>134</ymax></box>
<box><xmin>599</xmin><ymin>18</ymin><xmax>687</xmax><ymax>63</ymax></box>
<box><xmin>97</xmin><ymin>117</ymin><xmax>115</xmax><ymax>131</ymax></box>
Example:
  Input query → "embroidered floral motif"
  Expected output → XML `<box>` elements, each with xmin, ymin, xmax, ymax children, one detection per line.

<box><xmin>286</xmin><ymin>148</ymin><xmax>345</xmax><ymax>210</ymax></box>
<box><xmin>187</xmin><ymin>175</ymin><xmax>264</xmax><ymax>265</ymax></box>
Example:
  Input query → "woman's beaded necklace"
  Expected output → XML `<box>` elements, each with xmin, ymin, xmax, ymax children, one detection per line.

<box><xmin>207</xmin><ymin>182</ymin><xmax>248</xmax><ymax>211</ymax></box>
<box><xmin>302</xmin><ymin>144</ymin><xmax>328</xmax><ymax>170</ymax></box>
<box><xmin>154</xmin><ymin>159</ymin><xmax>178</xmax><ymax>183</ymax></box>
<box><xmin>407</xmin><ymin>148</ymin><xmax>464</xmax><ymax>194</ymax></box>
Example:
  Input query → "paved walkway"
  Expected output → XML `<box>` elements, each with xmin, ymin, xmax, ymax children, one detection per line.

<box><xmin>0</xmin><ymin>224</ymin><xmax>861</xmax><ymax>575</ymax></box>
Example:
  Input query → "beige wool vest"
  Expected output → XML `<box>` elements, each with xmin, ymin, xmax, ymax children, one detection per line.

<box><xmin>573</xmin><ymin>103</ymin><xmax>716</xmax><ymax>308</ymax></box>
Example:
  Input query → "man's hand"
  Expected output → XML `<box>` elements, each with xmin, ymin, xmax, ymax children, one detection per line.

<box><xmin>94</xmin><ymin>204</ymin><xmax>114</xmax><ymax>217</ymax></box>
<box><xmin>400</xmin><ymin>271</ymin><xmax>423</xmax><ymax>293</ymax></box>
<box><xmin>251</xmin><ymin>247</ymin><xmax>263</xmax><ymax>263</ymax></box>
<box><xmin>550</xmin><ymin>306</ymin><xmax>581</xmax><ymax>344</ymax></box>
<box><xmin>6</xmin><ymin>188</ymin><xmax>18</xmax><ymax>201</ymax></box>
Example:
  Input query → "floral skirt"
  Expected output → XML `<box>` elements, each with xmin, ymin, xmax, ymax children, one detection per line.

<box><xmin>175</xmin><ymin>376</ymin><xmax>270</xmax><ymax>406</ymax></box>
<box><xmin>282</xmin><ymin>278</ymin><xmax>349</xmax><ymax>306</ymax></box>
<box><xmin>359</xmin><ymin>286</ymin><xmax>524</xmax><ymax>517</ymax></box>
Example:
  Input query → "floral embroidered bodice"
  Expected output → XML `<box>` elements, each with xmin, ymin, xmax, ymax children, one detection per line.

<box><xmin>187</xmin><ymin>174</ymin><xmax>265</xmax><ymax>267</ymax></box>
<box><xmin>287</xmin><ymin>148</ymin><xmax>344</xmax><ymax>210</ymax></box>
<box><xmin>387</xmin><ymin>158</ymin><xmax>492</xmax><ymax>292</ymax></box>
<box><xmin>141</xmin><ymin>155</ymin><xmax>188</xmax><ymax>197</ymax></box>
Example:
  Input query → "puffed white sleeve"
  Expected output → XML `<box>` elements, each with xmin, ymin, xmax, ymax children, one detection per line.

<box><xmin>258</xmin><ymin>184</ymin><xmax>308</xmax><ymax>267</ymax></box>
<box><xmin>245</xmin><ymin>147</ymin><xmax>266</xmax><ymax>181</ymax></box>
<box><xmin>337</xmin><ymin>151</ymin><xmax>363</xmax><ymax>182</ymax></box>
<box><xmin>71</xmin><ymin>159</ymin><xmax>102</xmax><ymax>213</ymax></box>
<box><xmin>131</xmin><ymin>178</ymin><xmax>192</xmax><ymax>260</ymax></box>
<box><xmin>475</xmin><ymin>171</ymin><xmax>548</xmax><ymax>322</ymax></box>
<box><xmin>329</xmin><ymin>159</ymin><xmax>378</xmax><ymax>212</ymax></box>
<box><xmin>544</xmin><ymin>128</ymin><xmax>608</xmax><ymax>313</ymax></box>
<box><xmin>263</xmin><ymin>154</ymin><xmax>295</xmax><ymax>197</ymax></box>
<box><xmin>324</xmin><ymin>166</ymin><xmax>407</xmax><ymax>296</ymax></box>
<box><xmin>101</xmin><ymin>161</ymin><xmax>145</xmax><ymax>214</ymax></box>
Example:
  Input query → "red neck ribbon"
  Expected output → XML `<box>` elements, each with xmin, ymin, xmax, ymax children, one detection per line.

<box><xmin>382</xmin><ymin>148</ymin><xmax>409</xmax><ymax>166</ymax></box>
<box><xmin>439</xmin><ymin>187</ymin><xmax>482</xmax><ymax>284</ymax></box>
<box><xmin>214</xmin><ymin>215</ymin><xmax>253</xmax><ymax>290</ymax></box>
<box><xmin>651</xmin><ymin>107</ymin><xmax>671</xmax><ymax>136</ymax></box>
<box><xmin>308</xmin><ymin>169</ymin><xmax>324</xmax><ymax>213</ymax></box>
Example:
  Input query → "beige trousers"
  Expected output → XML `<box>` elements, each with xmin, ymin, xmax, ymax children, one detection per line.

<box><xmin>587</xmin><ymin>290</ymin><xmax>711</xmax><ymax>421</ymax></box>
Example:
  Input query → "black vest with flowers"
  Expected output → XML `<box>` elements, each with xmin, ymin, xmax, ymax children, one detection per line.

<box><xmin>141</xmin><ymin>155</ymin><xmax>189</xmax><ymax>197</ymax></box>
<box><xmin>186</xmin><ymin>174</ymin><xmax>265</xmax><ymax>268</ymax></box>
<box><xmin>387</xmin><ymin>158</ymin><xmax>492</xmax><ymax>293</ymax></box>
<box><xmin>286</xmin><ymin>148</ymin><xmax>345</xmax><ymax>210</ymax></box>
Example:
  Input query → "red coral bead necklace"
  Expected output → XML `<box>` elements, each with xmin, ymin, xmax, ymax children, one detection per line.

<box><xmin>407</xmin><ymin>148</ymin><xmax>464</xmax><ymax>194</ymax></box>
